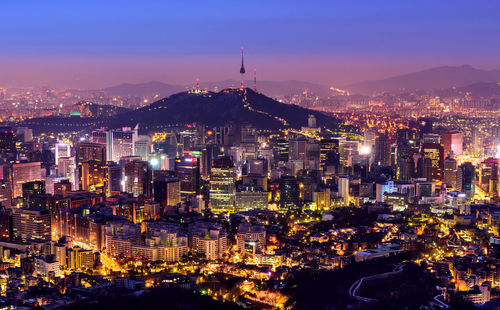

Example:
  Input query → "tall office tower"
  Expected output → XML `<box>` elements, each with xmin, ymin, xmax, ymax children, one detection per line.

<box><xmin>479</xmin><ymin>158</ymin><xmax>499</xmax><ymax>195</ymax></box>
<box><xmin>77</xmin><ymin>142</ymin><xmax>106</xmax><ymax>164</ymax></box>
<box><xmin>397</xmin><ymin>156</ymin><xmax>414</xmax><ymax>181</ymax></box>
<box><xmin>364</xmin><ymin>129</ymin><xmax>376</xmax><ymax>148</ymax></box>
<box><xmin>57</xmin><ymin>157</ymin><xmax>76</xmax><ymax>188</ymax></box>
<box><xmin>374</xmin><ymin>134</ymin><xmax>392</xmax><ymax>167</ymax></box>
<box><xmin>107</xmin><ymin>162</ymin><xmax>122</xmax><ymax>194</ymax></box>
<box><xmin>241</xmin><ymin>124</ymin><xmax>257</xmax><ymax>144</ymax></box>
<box><xmin>305</xmin><ymin>141</ymin><xmax>320</xmax><ymax>170</ymax></box>
<box><xmin>279</xmin><ymin>175</ymin><xmax>300</xmax><ymax>211</ymax></box>
<box><xmin>471</xmin><ymin>127</ymin><xmax>482</xmax><ymax>156</ymax></box>
<box><xmin>10</xmin><ymin>162</ymin><xmax>42</xmax><ymax>198</ymax></box>
<box><xmin>275</xmin><ymin>138</ymin><xmax>289</xmax><ymax>163</ymax></box>
<box><xmin>109</xmin><ymin>127</ymin><xmax>138</xmax><ymax>162</ymax></box>
<box><xmin>124</xmin><ymin>160</ymin><xmax>152</xmax><ymax>197</ymax></box>
<box><xmin>320</xmin><ymin>138</ymin><xmax>340</xmax><ymax>169</ymax></box>
<box><xmin>201</xmin><ymin>144</ymin><xmax>223</xmax><ymax>178</ymax></box>
<box><xmin>443</xmin><ymin>156</ymin><xmax>458</xmax><ymax>189</ymax></box>
<box><xmin>338</xmin><ymin>175</ymin><xmax>350</xmax><ymax>205</ymax></box>
<box><xmin>457</xmin><ymin>162</ymin><xmax>475</xmax><ymax>200</ymax></box>
<box><xmin>308</xmin><ymin>114</ymin><xmax>317</xmax><ymax>128</ymax></box>
<box><xmin>289</xmin><ymin>137</ymin><xmax>307</xmax><ymax>161</ymax></box>
<box><xmin>153</xmin><ymin>177</ymin><xmax>180</xmax><ymax>208</ymax></box>
<box><xmin>441</xmin><ymin>130</ymin><xmax>463</xmax><ymax>157</ymax></box>
<box><xmin>174</xmin><ymin>156</ymin><xmax>200</xmax><ymax>200</ymax></box>
<box><xmin>0</xmin><ymin>127</ymin><xmax>16</xmax><ymax>164</ymax></box>
<box><xmin>12</xmin><ymin>208</ymin><xmax>51</xmax><ymax>242</ymax></box>
<box><xmin>339</xmin><ymin>140</ymin><xmax>358</xmax><ymax>167</ymax></box>
<box><xmin>134</xmin><ymin>136</ymin><xmax>152</xmax><ymax>161</ymax></box>
<box><xmin>209</xmin><ymin>156</ymin><xmax>236</xmax><ymax>213</ymax></box>
<box><xmin>0</xmin><ymin>180</ymin><xmax>12</xmax><ymax>208</ymax></box>
<box><xmin>54</xmin><ymin>142</ymin><xmax>71</xmax><ymax>165</ymax></box>
<box><xmin>417</xmin><ymin>156</ymin><xmax>433</xmax><ymax>181</ymax></box>
<box><xmin>421</xmin><ymin>143</ymin><xmax>444</xmax><ymax>181</ymax></box>
<box><xmin>79</xmin><ymin>160</ymin><xmax>108</xmax><ymax>194</ymax></box>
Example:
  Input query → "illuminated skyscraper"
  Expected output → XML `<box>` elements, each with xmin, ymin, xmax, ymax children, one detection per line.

<box><xmin>279</xmin><ymin>175</ymin><xmax>300</xmax><ymax>211</ymax></box>
<box><xmin>174</xmin><ymin>156</ymin><xmax>200</xmax><ymax>200</ymax></box>
<box><xmin>77</xmin><ymin>143</ymin><xmax>106</xmax><ymax>164</ymax></box>
<box><xmin>0</xmin><ymin>127</ymin><xmax>16</xmax><ymax>164</ymax></box>
<box><xmin>124</xmin><ymin>160</ymin><xmax>152</xmax><ymax>197</ymax></box>
<box><xmin>209</xmin><ymin>156</ymin><xmax>236</xmax><ymax>213</ymax></box>
<box><xmin>153</xmin><ymin>177</ymin><xmax>180</xmax><ymax>208</ymax></box>
<box><xmin>441</xmin><ymin>130</ymin><xmax>463</xmax><ymax>156</ymax></box>
<box><xmin>79</xmin><ymin>160</ymin><xmax>108</xmax><ymax>194</ymax></box>
<box><xmin>457</xmin><ymin>162</ymin><xmax>475</xmax><ymax>200</ymax></box>
<box><xmin>443</xmin><ymin>156</ymin><xmax>458</xmax><ymax>189</ymax></box>
<box><xmin>421</xmin><ymin>143</ymin><xmax>444</xmax><ymax>181</ymax></box>
<box><xmin>109</xmin><ymin>127</ymin><xmax>137</xmax><ymax>163</ymax></box>
<box><xmin>54</xmin><ymin>143</ymin><xmax>71</xmax><ymax>165</ymax></box>
<box><xmin>10</xmin><ymin>162</ymin><xmax>42</xmax><ymax>198</ymax></box>
<box><xmin>375</xmin><ymin>134</ymin><xmax>391</xmax><ymax>167</ymax></box>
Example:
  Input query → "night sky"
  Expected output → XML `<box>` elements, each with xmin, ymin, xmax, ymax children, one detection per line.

<box><xmin>1</xmin><ymin>0</ymin><xmax>499</xmax><ymax>88</ymax></box>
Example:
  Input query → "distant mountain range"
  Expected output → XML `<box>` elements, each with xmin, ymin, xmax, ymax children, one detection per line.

<box><xmin>22</xmin><ymin>88</ymin><xmax>342</xmax><ymax>133</ymax></box>
<box><xmin>82</xmin><ymin>80</ymin><xmax>332</xmax><ymax>98</ymax></box>
<box><xmin>346</xmin><ymin>65</ymin><xmax>500</xmax><ymax>94</ymax></box>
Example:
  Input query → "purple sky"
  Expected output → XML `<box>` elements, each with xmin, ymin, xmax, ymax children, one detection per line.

<box><xmin>1</xmin><ymin>0</ymin><xmax>499</xmax><ymax>89</ymax></box>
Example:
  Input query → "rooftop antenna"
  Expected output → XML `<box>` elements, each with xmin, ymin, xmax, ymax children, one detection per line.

<box><xmin>196</xmin><ymin>77</ymin><xmax>200</xmax><ymax>90</ymax></box>
<box><xmin>240</xmin><ymin>46</ymin><xmax>246</xmax><ymax>90</ymax></box>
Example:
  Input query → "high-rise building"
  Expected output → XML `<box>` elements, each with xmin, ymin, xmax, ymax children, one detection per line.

<box><xmin>210</xmin><ymin>156</ymin><xmax>236</xmax><ymax>213</ymax></box>
<box><xmin>417</xmin><ymin>156</ymin><xmax>433</xmax><ymax>181</ymax></box>
<box><xmin>77</xmin><ymin>143</ymin><xmax>106</xmax><ymax>164</ymax></box>
<box><xmin>421</xmin><ymin>143</ymin><xmax>444</xmax><ymax>181</ymax></box>
<box><xmin>153</xmin><ymin>177</ymin><xmax>181</xmax><ymax>208</ymax></box>
<box><xmin>289</xmin><ymin>137</ymin><xmax>307</xmax><ymax>162</ymax></box>
<box><xmin>375</xmin><ymin>134</ymin><xmax>391</xmax><ymax>167</ymax></box>
<box><xmin>275</xmin><ymin>138</ymin><xmax>289</xmax><ymax>163</ymax></box>
<box><xmin>235</xmin><ymin>184</ymin><xmax>268</xmax><ymax>211</ymax></box>
<box><xmin>320</xmin><ymin>138</ymin><xmax>339</xmax><ymax>169</ymax></box>
<box><xmin>279</xmin><ymin>175</ymin><xmax>300</xmax><ymax>211</ymax></box>
<box><xmin>54</xmin><ymin>143</ymin><xmax>71</xmax><ymax>165</ymax></box>
<box><xmin>338</xmin><ymin>176</ymin><xmax>349</xmax><ymax>205</ymax></box>
<box><xmin>57</xmin><ymin>157</ymin><xmax>76</xmax><ymax>188</ymax></box>
<box><xmin>12</xmin><ymin>208</ymin><xmax>51</xmax><ymax>242</ymax></box>
<box><xmin>107</xmin><ymin>162</ymin><xmax>122</xmax><ymax>194</ymax></box>
<box><xmin>364</xmin><ymin>129</ymin><xmax>376</xmax><ymax>148</ymax></box>
<box><xmin>79</xmin><ymin>160</ymin><xmax>108</xmax><ymax>194</ymax></box>
<box><xmin>457</xmin><ymin>162</ymin><xmax>475</xmax><ymax>200</ymax></box>
<box><xmin>0</xmin><ymin>127</ymin><xmax>16</xmax><ymax>164</ymax></box>
<box><xmin>441</xmin><ymin>130</ymin><xmax>463</xmax><ymax>157</ymax></box>
<box><xmin>444</xmin><ymin>157</ymin><xmax>458</xmax><ymax>189</ymax></box>
<box><xmin>124</xmin><ymin>160</ymin><xmax>152</xmax><ymax>197</ymax></box>
<box><xmin>0</xmin><ymin>180</ymin><xmax>12</xmax><ymax>208</ymax></box>
<box><xmin>397</xmin><ymin>156</ymin><xmax>414</xmax><ymax>181</ymax></box>
<box><xmin>10</xmin><ymin>162</ymin><xmax>42</xmax><ymax>198</ymax></box>
<box><xmin>109</xmin><ymin>127</ymin><xmax>138</xmax><ymax>163</ymax></box>
<box><xmin>174</xmin><ymin>156</ymin><xmax>200</xmax><ymax>200</ymax></box>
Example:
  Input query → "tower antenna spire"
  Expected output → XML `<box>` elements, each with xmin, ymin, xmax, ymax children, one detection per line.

<box><xmin>239</xmin><ymin>46</ymin><xmax>246</xmax><ymax>90</ymax></box>
<box><xmin>253</xmin><ymin>68</ymin><xmax>257</xmax><ymax>92</ymax></box>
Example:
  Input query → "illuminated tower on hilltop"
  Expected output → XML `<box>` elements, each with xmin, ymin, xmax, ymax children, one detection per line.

<box><xmin>240</xmin><ymin>47</ymin><xmax>246</xmax><ymax>89</ymax></box>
